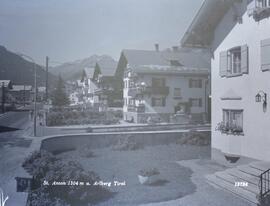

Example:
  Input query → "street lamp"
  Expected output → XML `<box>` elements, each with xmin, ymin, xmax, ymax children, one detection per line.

<box><xmin>17</xmin><ymin>53</ymin><xmax>37</xmax><ymax>136</ymax></box>
<box><xmin>255</xmin><ymin>90</ymin><xmax>267</xmax><ymax>112</ymax></box>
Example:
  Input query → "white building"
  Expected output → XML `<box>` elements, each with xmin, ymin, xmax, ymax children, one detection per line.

<box><xmin>116</xmin><ymin>47</ymin><xmax>211</xmax><ymax>123</ymax></box>
<box><xmin>81</xmin><ymin>67</ymin><xmax>99</xmax><ymax>106</ymax></box>
<box><xmin>182</xmin><ymin>0</ymin><xmax>270</xmax><ymax>162</ymax></box>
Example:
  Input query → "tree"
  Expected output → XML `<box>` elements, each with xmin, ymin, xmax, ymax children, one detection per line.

<box><xmin>51</xmin><ymin>75</ymin><xmax>70</xmax><ymax>107</ymax></box>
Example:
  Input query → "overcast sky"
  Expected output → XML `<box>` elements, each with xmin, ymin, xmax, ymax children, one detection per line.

<box><xmin>0</xmin><ymin>0</ymin><xmax>203</xmax><ymax>65</ymax></box>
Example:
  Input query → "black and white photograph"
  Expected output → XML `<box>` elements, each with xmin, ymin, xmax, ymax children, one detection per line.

<box><xmin>0</xmin><ymin>0</ymin><xmax>270</xmax><ymax>205</ymax></box>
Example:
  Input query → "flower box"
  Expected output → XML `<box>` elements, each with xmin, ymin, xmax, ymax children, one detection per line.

<box><xmin>138</xmin><ymin>168</ymin><xmax>160</xmax><ymax>185</ymax></box>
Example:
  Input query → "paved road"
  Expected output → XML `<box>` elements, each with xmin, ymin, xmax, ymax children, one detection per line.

<box><xmin>0</xmin><ymin>111</ymin><xmax>36</xmax><ymax>206</ymax></box>
<box><xmin>0</xmin><ymin>111</ymin><xmax>33</xmax><ymax>148</ymax></box>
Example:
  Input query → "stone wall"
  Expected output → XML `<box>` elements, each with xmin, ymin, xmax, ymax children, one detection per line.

<box><xmin>40</xmin><ymin>131</ymin><xmax>210</xmax><ymax>154</ymax></box>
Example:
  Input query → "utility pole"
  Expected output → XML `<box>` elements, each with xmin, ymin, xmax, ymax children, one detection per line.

<box><xmin>17</xmin><ymin>53</ymin><xmax>37</xmax><ymax>136</ymax></box>
<box><xmin>1</xmin><ymin>82</ymin><xmax>5</xmax><ymax>113</ymax></box>
<box><xmin>34</xmin><ymin>63</ymin><xmax>37</xmax><ymax>136</ymax></box>
<box><xmin>23</xmin><ymin>84</ymin><xmax>26</xmax><ymax>107</ymax></box>
<box><xmin>45</xmin><ymin>56</ymin><xmax>49</xmax><ymax>102</ymax></box>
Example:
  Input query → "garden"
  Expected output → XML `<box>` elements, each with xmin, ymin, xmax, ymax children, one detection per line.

<box><xmin>22</xmin><ymin>132</ymin><xmax>211</xmax><ymax>205</ymax></box>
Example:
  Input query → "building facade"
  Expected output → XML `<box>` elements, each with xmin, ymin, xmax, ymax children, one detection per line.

<box><xmin>94</xmin><ymin>60</ymin><xmax>122</xmax><ymax>109</ymax></box>
<box><xmin>81</xmin><ymin>67</ymin><xmax>99</xmax><ymax>106</ymax></box>
<box><xmin>182</xmin><ymin>0</ymin><xmax>270</xmax><ymax>161</ymax></box>
<box><xmin>117</xmin><ymin>48</ymin><xmax>210</xmax><ymax>123</ymax></box>
<box><xmin>9</xmin><ymin>85</ymin><xmax>32</xmax><ymax>104</ymax></box>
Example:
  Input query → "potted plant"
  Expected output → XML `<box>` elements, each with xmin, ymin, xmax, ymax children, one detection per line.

<box><xmin>138</xmin><ymin>168</ymin><xmax>160</xmax><ymax>185</ymax></box>
<box><xmin>230</xmin><ymin>124</ymin><xmax>243</xmax><ymax>134</ymax></box>
<box><xmin>216</xmin><ymin>122</ymin><xmax>243</xmax><ymax>135</ymax></box>
<box><xmin>215</xmin><ymin>121</ymin><xmax>229</xmax><ymax>133</ymax></box>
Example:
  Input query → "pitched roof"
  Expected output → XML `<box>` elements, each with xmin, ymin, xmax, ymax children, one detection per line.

<box><xmin>84</xmin><ymin>67</ymin><xmax>95</xmax><ymax>79</ymax></box>
<box><xmin>181</xmin><ymin>0</ymin><xmax>248</xmax><ymax>48</ymax></box>
<box><xmin>0</xmin><ymin>80</ymin><xmax>11</xmax><ymax>88</ymax></box>
<box><xmin>96</xmin><ymin>60</ymin><xmax>118</xmax><ymax>76</ymax></box>
<box><xmin>122</xmin><ymin>48</ymin><xmax>210</xmax><ymax>69</ymax></box>
<box><xmin>122</xmin><ymin>49</ymin><xmax>169</xmax><ymax>66</ymax></box>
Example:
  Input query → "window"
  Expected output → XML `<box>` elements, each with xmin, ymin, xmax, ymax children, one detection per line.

<box><xmin>128</xmin><ymin>80</ymin><xmax>133</xmax><ymax>88</ymax></box>
<box><xmin>219</xmin><ymin>45</ymin><xmax>248</xmax><ymax>77</ymax></box>
<box><xmin>129</xmin><ymin>98</ymin><xmax>135</xmax><ymax>105</ymax></box>
<box><xmin>152</xmin><ymin>78</ymin><xmax>165</xmax><ymax>87</ymax></box>
<box><xmin>189</xmin><ymin>79</ymin><xmax>202</xmax><ymax>88</ymax></box>
<box><xmin>174</xmin><ymin>88</ymin><xmax>181</xmax><ymax>97</ymax></box>
<box><xmin>228</xmin><ymin>47</ymin><xmax>241</xmax><ymax>74</ymax></box>
<box><xmin>223</xmin><ymin>109</ymin><xmax>243</xmax><ymax>132</ymax></box>
<box><xmin>189</xmin><ymin>98</ymin><xmax>202</xmax><ymax>107</ymax></box>
<box><xmin>151</xmin><ymin>97</ymin><xmax>166</xmax><ymax>107</ymax></box>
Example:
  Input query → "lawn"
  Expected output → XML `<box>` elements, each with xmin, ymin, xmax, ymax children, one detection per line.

<box><xmin>58</xmin><ymin>143</ymin><xmax>211</xmax><ymax>205</ymax></box>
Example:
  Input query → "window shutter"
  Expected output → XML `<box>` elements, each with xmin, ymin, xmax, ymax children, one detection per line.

<box><xmin>199</xmin><ymin>79</ymin><xmax>202</xmax><ymax>88</ymax></box>
<box><xmin>241</xmin><ymin>44</ymin><xmax>249</xmax><ymax>74</ymax></box>
<box><xmin>261</xmin><ymin>38</ymin><xmax>270</xmax><ymax>71</ymax></box>
<box><xmin>162</xmin><ymin>97</ymin><xmax>166</xmax><ymax>106</ymax></box>
<box><xmin>219</xmin><ymin>51</ymin><xmax>228</xmax><ymax>77</ymax></box>
<box><xmin>189</xmin><ymin>79</ymin><xmax>192</xmax><ymax>88</ymax></box>
<box><xmin>199</xmin><ymin>99</ymin><xmax>202</xmax><ymax>107</ymax></box>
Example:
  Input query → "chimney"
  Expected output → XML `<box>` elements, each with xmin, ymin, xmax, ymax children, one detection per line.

<box><xmin>172</xmin><ymin>46</ymin><xmax>179</xmax><ymax>52</ymax></box>
<box><xmin>155</xmin><ymin>43</ymin><xmax>159</xmax><ymax>52</ymax></box>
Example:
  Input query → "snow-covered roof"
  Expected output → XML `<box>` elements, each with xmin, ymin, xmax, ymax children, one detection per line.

<box><xmin>122</xmin><ymin>48</ymin><xmax>210</xmax><ymax>69</ymax></box>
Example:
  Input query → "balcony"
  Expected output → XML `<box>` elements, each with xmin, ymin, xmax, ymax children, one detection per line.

<box><xmin>127</xmin><ymin>87</ymin><xmax>143</xmax><ymax>97</ymax></box>
<box><xmin>248</xmin><ymin>0</ymin><xmax>270</xmax><ymax>21</ymax></box>
<box><xmin>94</xmin><ymin>88</ymin><xmax>113</xmax><ymax>96</ymax></box>
<box><xmin>143</xmin><ymin>86</ymin><xmax>169</xmax><ymax>96</ymax></box>
<box><xmin>127</xmin><ymin>104</ymin><xmax>145</xmax><ymax>113</ymax></box>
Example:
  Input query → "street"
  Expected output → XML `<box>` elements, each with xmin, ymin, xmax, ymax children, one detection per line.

<box><xmin>0</xmin><ymin>111</ymin><xmax>36</xmax><ymax>206</ymax></box>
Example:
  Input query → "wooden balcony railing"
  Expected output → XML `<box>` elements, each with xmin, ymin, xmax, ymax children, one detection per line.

<box><xmin>127</xmin><ymin>104</ymin><xmax>145</xmax><ymax>113</ymax></box>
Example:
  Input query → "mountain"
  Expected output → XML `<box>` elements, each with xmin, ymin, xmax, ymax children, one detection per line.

<box><xmin>0</xmin><ymin>45</ymin><xmax>56</xmax><ymax>87</ymax></box>
<box><xmin>51</xmin><ymin>55</ymin><xmax>117</xmax><ymax>80</ymax></box>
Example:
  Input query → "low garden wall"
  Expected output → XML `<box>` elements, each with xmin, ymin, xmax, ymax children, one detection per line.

<box><xmin>40</xmin><ymin>131</ymin><xmax>211</xmax><ymax>154</ymax></box>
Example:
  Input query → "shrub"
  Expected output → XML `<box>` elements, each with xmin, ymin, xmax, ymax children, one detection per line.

<box><xmin>176</xmin><ymin>131</ymin><xmax>210</xmax><ymax>146</ymax></box>
<box><xmin>79</xmin><ymin>146</ymin><xmax>95</xmax><ymax>158</ymax></box>
<box><xmin>22</xmin><ymin>150</ymin><xmax>59</xmax><ymax>179</ymax></box>
<box><xmin>47</xmin><ymin>109</ymin><xmax>121</xmax><ymax>126</ymax></box>
<box><xmin>22</xmin><ymin>150</ymin><xmax>112</xmax><ymax>205</ymax></box>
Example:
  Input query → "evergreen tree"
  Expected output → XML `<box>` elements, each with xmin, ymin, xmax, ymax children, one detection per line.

<box><xmin>51</xmin><ymin>75</ymin><xmax>70</xmax><ymax>107</ymax></box>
